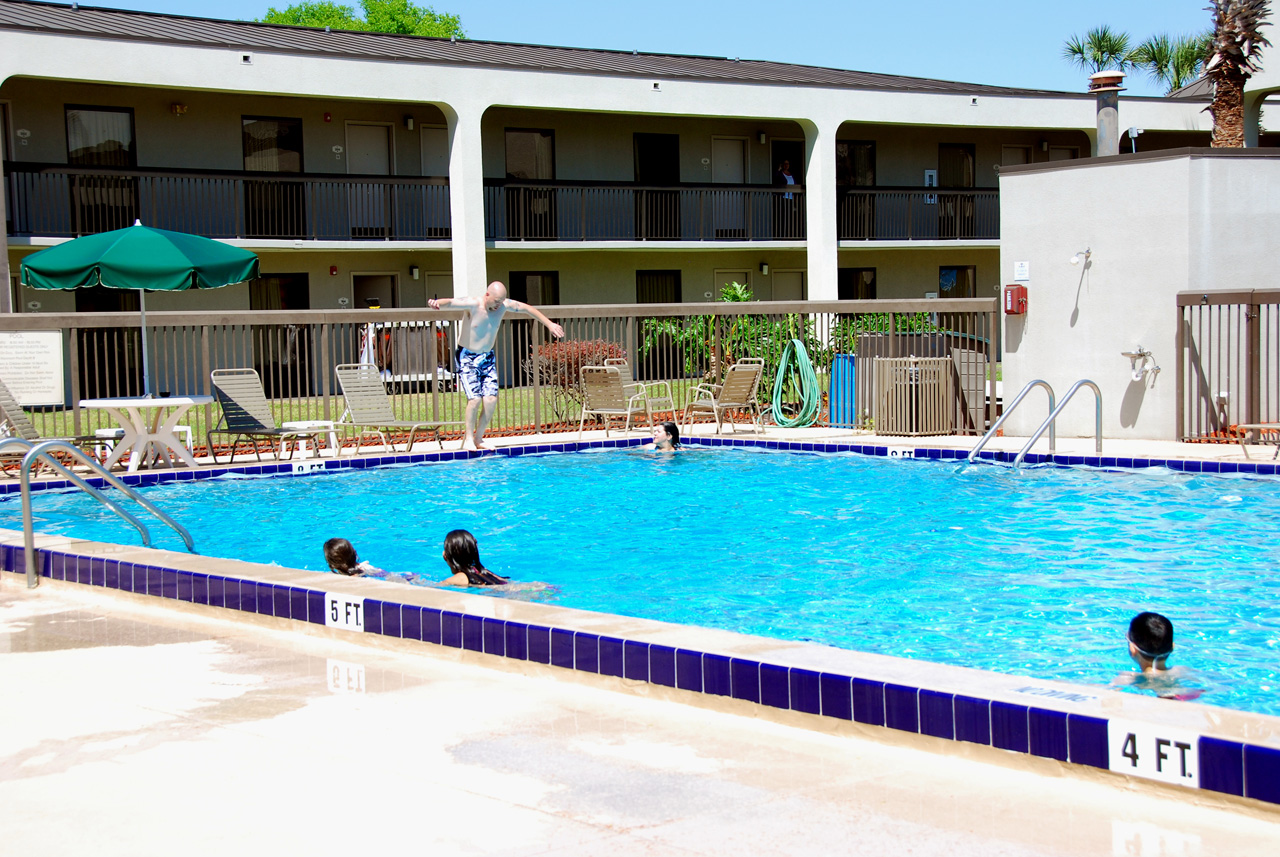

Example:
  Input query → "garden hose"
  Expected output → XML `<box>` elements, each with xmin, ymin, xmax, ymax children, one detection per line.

<box><xmin>771</xmin><ymin>339</ymin><xmax>821</xmax><ymax>428</ymax></box>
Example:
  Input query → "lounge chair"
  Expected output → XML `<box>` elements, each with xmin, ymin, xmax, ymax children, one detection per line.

<box><xmin>579</xmin><ymin>365</ymin><xmax>648</xmax><ymax>439</ymax></box>
<box><xmin>209</xmin><ymin>368</ymin><xmax>325</xmax><ymax>464</ymax></box>
<box><xmin>603</xmin><ymin>357</ymin><xmax>677</xmax><ymax>422</ymax></box>
<box><xmin>0</xmin><ymin>374</ymin><xmax>100</xmax><ymax>474</ymax></box>
<box><xmin>1235</xmin><ymin>423</ymin><xmax>1280</xmax><ymax>460</ymax></box>
<box><xmin>335</xmin><ymin>363</ymin><xmax>450</xmax><ymax>453</ymax></box>
<box><xmin>682</xmin><ymin>358</ymin><xmax>766</xmax><ymax>435</ymax></box>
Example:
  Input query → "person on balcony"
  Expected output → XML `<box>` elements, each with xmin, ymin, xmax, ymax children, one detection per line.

<box><xmin>428</xmin><ymin>281</ymin><xmax>565</xmax><ymax>450</ymax></box>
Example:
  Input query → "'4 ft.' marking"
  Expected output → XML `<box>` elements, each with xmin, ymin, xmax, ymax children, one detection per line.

<box><xmin>1107</xmin><ymin>719</ymin><xmax>1200</xmax><ymax>788</ymax></box>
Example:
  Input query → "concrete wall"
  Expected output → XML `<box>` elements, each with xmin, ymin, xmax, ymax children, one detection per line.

<box><xmin>999</xmin><ymin>150</ymin><xmax>1280</xmax><ymax>440</ymax></box>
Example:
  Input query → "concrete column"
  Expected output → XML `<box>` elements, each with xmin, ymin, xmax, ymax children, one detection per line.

<box><xmin>801</xmin><ymin>118</ymin><xmax>839</xmax><ymax>300</ymax></box>
<box><xmin>443</xmin><ymin>104</ymin><xmax>488</xmax><ymax>299</ymax></box>
<box><xmin>1243</xmin><ymin>90</ymin><xmax>1269</xmax><ymax>147</ymax></box>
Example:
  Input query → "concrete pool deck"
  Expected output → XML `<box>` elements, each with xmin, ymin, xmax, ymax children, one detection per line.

<box><xmin>4</xmin><ymin>582</ymin><xmax>1280</xmax><ymax>856</ymax></box>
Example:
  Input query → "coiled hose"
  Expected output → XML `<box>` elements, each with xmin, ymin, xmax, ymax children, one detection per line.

<box><xmin>770</xmin><ymin>339</ymin><xmax>821</xmax><ymax>427</ymax></box>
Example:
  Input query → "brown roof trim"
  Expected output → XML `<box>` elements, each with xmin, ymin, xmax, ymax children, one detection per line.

<box><xmin>998</xmin><ymin>146</ymin><xmax>1280</xmax><ymax>176</ymax></box>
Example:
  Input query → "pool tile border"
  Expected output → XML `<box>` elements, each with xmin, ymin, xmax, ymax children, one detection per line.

<box><xmin>5</xmin><ymin>434</ymin><xmax>1279</xmax><ymax>809</ymax></box>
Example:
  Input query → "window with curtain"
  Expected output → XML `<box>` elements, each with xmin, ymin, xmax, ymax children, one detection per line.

<box><xmin>838</xmin><ymin>268</ymin><xmax>877</xmax><ymax>300</ymax></box>
<box><xmin>939</xmin><ymin>265</ymin><xmax>976</xmax><ymax>298</ymax></box>
<box><xmin>242</xmin><ymin>117</ymin><xmax>304</xmax><ymax>172</ymax></box>
<box><xmin>66</xmin><ymin>107</ymin><xmax>135</xmax><ymax>167</ymax></box>
<box><xmin>505</xmin><ymin>129</ymin><xmax>555</xmax><ymax>179</ymax></box>
<box><xmin>836</xmin><ymin>141</ymin><xmax>875</xmax><ymax>187</ymax></box>
<box><xmin>636</xmin><ymin>270</ymin><xmax>682</xmax><ymax>303</ymax></box>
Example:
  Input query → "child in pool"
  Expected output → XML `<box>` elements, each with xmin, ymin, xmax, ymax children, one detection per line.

<box><xmin>323</xmin><ymin>538</ymin><xmax>384</xmax><ymax>577</ymax></box>
<box><xmin>1111</xmin><ymin>611</ymin><xmax>1204</xmax><ymax>701</ymax></box>
<box><xmin>437</xmin><ymin>529</ymin><xmax>509</xmax><ymax>587</ymax></box>
<box><xmin>645</xmin><ymin>421</ymin><xmax>681</xmax><ymax>452</ymax></box>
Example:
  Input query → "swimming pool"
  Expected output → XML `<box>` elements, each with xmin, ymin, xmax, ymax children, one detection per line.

<box><xmin>8</xmin><ymin>446</ymin><xmax>1280</xmax><ymax>716</ymax></box>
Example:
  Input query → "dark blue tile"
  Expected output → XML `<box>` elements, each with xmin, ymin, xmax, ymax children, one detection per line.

<box><xmin>422</xmin><ymin>608</ymin><xmax>442</xmax><ymax>643</ymax></box>
<box><xmin>1067</xmin><ymin>715</ymin><xmax>1108</xmax><ymax>769</ymax></box>
<box><xmin>1199</xmin><ymin>737</ymin><xmax>1244</xmax><ymax>797</ymax></box>
<box><xmin>306</xmin><ymin>590</ymin><xmax>326</xmax><ymax>624</ymax></box>
<box><xmin>789</xmin><ymin>668</ymin><xmax>821</xmax><ymax>715</ymax></box>
<box><xmin>87</xmin><ymin>557</ymin><xmax>104</xmax><ymax>586</ymax></box>
<box><xmin>676</xmin><ymin>649</ymin><xmax>702</xmax><ymax>692</ymax></box>
<box><xmin>462</xmin><ymin>615</ymin><xmax>483</xmax><ymax>651</ymax></box>
<box><xmin>730</xmin><ymin>659</ymin><xmax>760</xmax><ymax>703</ymax></box>
<box><xmin>623</xmin><ymin>640</ymin><xmax>648</xmax><ymax>681</ymax></box>
<box><xmin>102</xmin><ymin>560</ymin><xmax>120</xmax><ymax>590</ymax></box>
<box><xmin>991</xmin><ymin>701</ymin><xmax>1029</xmax><ymax>753</ymax></box>
<box><xmin>504</xmin><ymin>622</ymin><xmax>528</xmax><ymax>660</ymax></box>
<box><xmin>574</xmin><ymin>633</ymin><xmax>598</xmax><ymax>673</ymax></box>
<box><xmin>189</xmin><ymin>573</ymin><xmax>209</xmax><ymax>605</ymax></box>
<box><xmin>1029</xmin><ymin>708</ymin><xmax>1068</xmax><ymax>760</ymax></box>
<box><xmin>919</xmin><ymin>690</ymin><xmax>954</xmax><ymax>739</ymax></box>
<box><xmin>704</xmin><ymin>654</ymin><xmax>731</xmax><ymax>697</ymax></box>
<box><xmin>221</xmin><ymin>578</ymin><xmax>241</xmax><ymax>611</ymax></box>
<box><xmin>440</xmin><ymin>611</ymin><xmax>462</xmax><ymax>648</ymax></box>
<box><xmin>1245</xmin><ymin>744</ymin><xmax>1280</xmax><ymax>804</ymax></box>
<box><xmin>598</xmin><ymin>636</ymin><xmax>624</xmax><ymax>677</ymax></box>
<box><xmin>272</xmin><ymin>584</ymin><xmax>290</xmax><ymax>617</ymax></box>
<box><xmin>955</xmin><ymin>696</ymin><xmax>990</xmax><ymax>745</ymax></box>
<box><xmin>146</xmin><ymin>566</ymin><xmax>164</xmax><ymax>598</ymax></box>
<box><xmin>207</xmin><ymin>575</ymin><xmax>226</xmax><ymax>609</ymax></box>
<box><xmin>819</xmin><ymin>673</ymin><xmax>852</xmax><ymax>720</ymax></box>
<box><xmin>527</xmin><ymin>625</ymin><xmax>550</xmax><ymax>663</ymax></box>
<box><xmin>363</xmin><ymin>603</ymin><xmax>381</xmax><ymax>636</ymax></box>
<box><xmin>482</xmin><ymin>618</ymin><xmax>505</xmax><ymax>655</ymax></box>
<box><xmin>650</xmin><ymin>645</ymin><xmax>676</xmax><ymax>687</ymax></box>
<box><xmin>884</xmin><ymin>684</ymin><xmax>919</xmax><ymax>733</ymax></box>
<box><xmin>851</xmin><ymin>678</ymin><xmax>885</xmax><ymax>726</ymax></box>
<box><xmin>286</xmin><ymin>586</ymin><xmax>306</xmax><ymax>620</ymax></box>
<box><xmin>251</xmin><ymin>581</ymin><xmax>272</xmax><ymax>614</ymax></box>
<box><xmin>550</xmin><ymin>628</ymin><xmax>575</xmax><ymax>668</ymax></box>
<box><xmin>760</xmin><ymin>664</ymin><xmax>790</xmax><ymax>709</ymax></box>
<box><xmin>381</xmin><ymin>602</ymin><xmax>403</xmax><ymax>638</ymax></box>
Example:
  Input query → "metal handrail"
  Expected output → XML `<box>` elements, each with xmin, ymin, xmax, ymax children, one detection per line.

<box><xmin>1013</xmin><ymin>380</ymin><xmax>1103</xmax><ymax>468</ymax></box>
<box><xmin>3</xmin><ymin>438</ymin><xmax>196</xmax><ymax>589</ymax></box>
<box><xmin>968</xmin><ymin>380</ymin><xmax>1056</xmax><ymax>463</ymax></box>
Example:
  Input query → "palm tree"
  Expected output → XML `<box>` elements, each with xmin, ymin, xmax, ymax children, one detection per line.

<box><xmin>1204</xmin><ymin>0</ymin><xmax>1273</xmax><ymax>147</ymax></box>
<box><xmin>1133</xmin><ymin>32</ymin><xmax>1213</xmax><ymax>94</ymax></box>
<box><xmin>1062</xmin><ymin>25</ymin><xmax>1136</xmax><ymax>76</ymax></box>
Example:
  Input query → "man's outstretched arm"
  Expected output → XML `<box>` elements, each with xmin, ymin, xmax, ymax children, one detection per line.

<box><xmin>505</xmin><ymin>300</ymin><xmax>565</xmax><ymax>339</ymax></box>
<box><xmin>427</xmin><ymin>296</ymin><xmax>479</xmax><ymax>310</ymax></box>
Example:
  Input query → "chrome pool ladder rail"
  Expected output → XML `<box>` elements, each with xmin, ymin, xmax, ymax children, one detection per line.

<box><xmin>1012</xmin><ymin>380</ymin><xmax>1102</xmax><ymax>468</ymax></box>
<box><xmin>2</xmin><ymin>438</ymin><xmax>196</xmax><ymax>589</ymax></box>
<box><xmin>968</xmin><ymin>380</ymin><xmax>1056</xmax><ymax>463</ymax></box>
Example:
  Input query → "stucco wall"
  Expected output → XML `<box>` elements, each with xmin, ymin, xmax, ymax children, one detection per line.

<box><xmin>1000</xmin><ymin>151</ymin><xmax>1280</xmax><ymax>440</ymax></box>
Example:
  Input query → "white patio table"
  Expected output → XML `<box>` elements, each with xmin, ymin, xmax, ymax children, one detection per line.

<box><xmin>79</xmin><ymin>395</ymin><xmax>212</xmax><ymax>472</ymax></box>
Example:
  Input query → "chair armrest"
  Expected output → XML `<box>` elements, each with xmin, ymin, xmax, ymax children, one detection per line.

<box><xmin>644</xmin><ymin>380</ymin><xmax>674</xmax><ymax>399</ymax></box>
<box><xmin>687</xmin><ymin>383</ymin><xmax>716</xmax><ymax>400</ymax></box>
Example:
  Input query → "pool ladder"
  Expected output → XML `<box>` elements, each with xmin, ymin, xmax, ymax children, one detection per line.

<box><xmin>968</xmin><ymin>379</ymin><xmax>1102</xmax><ymax>467</ymax></box>
<box><xmin>1</xmin><ymin>438</ymin><xmax>195</xmax><ymax>589</ymax></box>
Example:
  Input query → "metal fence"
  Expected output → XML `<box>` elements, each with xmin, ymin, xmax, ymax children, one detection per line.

<box><xmin>837</xmin><ymin>189</ymin><xmax>999</xmax><ymax>241</ymax></box>
<box><xmin>0</xmin><ymin>299</ymin><xmax>998</xmax><ymax>454</ymax></box>
<box><xmin>1177</xmin><ymin>289</ymin><xmax>1280</xmax><ymax>440</ymax></box>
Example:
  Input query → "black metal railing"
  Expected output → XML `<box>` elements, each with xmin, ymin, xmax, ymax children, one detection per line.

<box><xmin>838</xmin><ymin>187</ymin><xmax>999</xmax><ymax>240</ymax></box>
<box><xmin>4</xmin><ymin>163</ymin><xmax>451</xmax><ymax>241</ymax></box>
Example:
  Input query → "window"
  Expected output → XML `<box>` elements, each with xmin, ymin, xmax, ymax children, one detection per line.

<box><xmin>838</xmin><ymin>268</ymin><xmax>876</xmax><ymax>300</ymax></box>
<box><xmin>836</xmin><ymin>140</ymin><xmax>875</xmax><ymax>187</ymax></box>
<box><xmin>250</xmin><ymin>273</ymin><xmax>310</xmax><ymax>311</ymax></box>
<box><xmin>1001</xmin><ymin>145</ymin><xmax>1031</xmax><ymax>166</ymax></box>
<box><xmin>242</xmin><ymin>116</ymin><xmax>303</xmax><ymax>172</ymax></box>
<box><xmin>66</xmin><ymin>106</ymin><xmax>135</xmax><ymax>167</ymax></box>
<box><xmin>508</xmin><ymin>271</ymin><xmax>559</xmax><ymax>306</ymax></box>
<box><xmin>505</xmin><ymin>129</ymin><xmax>555</xmax><ymax>180</ymax></box>
<box><xmin>242</xmin><ymin>117</ymin><xmax>305</xmax><ymax>238</ymax></box>
<box><xmin>1048</xmin><ymin>146</ymin><xmax>1080</xmax><ymax>161</ymax></box>
<box><xmin>637</xmin><ymin>270</ymin><xmax>681</xmax><ymax>303</ymax></box>
<box><xmin>939</xmin><ymin>266</ymin><xmax>976</xmax><ymax>298</ymax></box>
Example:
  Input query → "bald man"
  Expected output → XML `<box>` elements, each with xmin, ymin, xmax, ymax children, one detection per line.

<box><xmin>429</xmin><ymin>281</ymin><xmax>565</xmax><ymax>450</ymax></box>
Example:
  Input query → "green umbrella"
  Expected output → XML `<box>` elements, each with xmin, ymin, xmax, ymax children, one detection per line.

<box><xmin>20</xmin><ymin>221</ymin><xmax>260</xmax><ymax>396</ymax></box>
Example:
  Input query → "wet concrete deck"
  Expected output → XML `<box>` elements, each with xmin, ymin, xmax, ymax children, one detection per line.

<box><xmin>3</xmin><ymin>584</ymin><xmax>1277</xmax><ymax>856</ymax></box>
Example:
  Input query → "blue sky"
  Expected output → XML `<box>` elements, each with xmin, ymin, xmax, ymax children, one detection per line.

<box><xmin>87</xmin><ymin>0</ymin><xmax>1216</xmax><ymax>97</ymax></box>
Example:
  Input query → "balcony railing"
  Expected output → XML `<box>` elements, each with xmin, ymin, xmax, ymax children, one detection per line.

<box><xmin>838</xmin><ymin>187</ymin><xmax>999</xmax><ymax>241</ymax></box>
<box><xmin>485</xmin><ymin>180</ymin><xmax>806</xmax><ymax>241</ymax></box>
<box><xmin>4</xmin><ymin>163</ymin><xmax>451</xmax><ymax>241</ymax></box>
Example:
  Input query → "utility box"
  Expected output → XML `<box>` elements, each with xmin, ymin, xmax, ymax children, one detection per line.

<box><xmin>1004</xmin><ymin>284</ymin><xmax>1027</xmax><ymax>315</ymax></box>
<box><xmin>874</xmin><ymin>356</ymin><xmax>954</xmax><ymax>436</ymax></box>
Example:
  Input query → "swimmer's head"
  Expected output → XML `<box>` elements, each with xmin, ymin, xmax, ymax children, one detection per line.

<box><xmin>1128</xmin><ymin>612</ymin><xmax>1174</xmax><ymax>667</ymax></box>
<box><xmin>324</xmin><ymin>537</ymin><xmax>360</xmax><ymax>575</ymax></box>
<box><xmin>651</xmin><ymin>421</ymin><xmax>680</xmax><ymax>450</ymax></box>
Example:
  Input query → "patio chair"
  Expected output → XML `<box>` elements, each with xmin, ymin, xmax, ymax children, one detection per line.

<box><xmin>335</xmin><ymin>363</ymin><xmax>451</xmax><ymax>453</ymax></box>
<box><xmin>0</xmin><ymin>374</ymin><xmax>100</xmax><ymax>474</ymax></box>
<box><xmin>579</xmin><ymin>365</ymin><xmax>648</xmax><ymax>439</ymax></box>
<box><xmin>1235</xmin><ymin>424</ymin><xmax>1280</xmax><ymax>460</ymax></box>
<box><xmin>682</xmin><ymin>358</ymin><xmax>766</xmax><ymax>435</ymax></box>
<box><xmin>209</xmin><ymin>368</ymin><xmax>325</xmax><ymax>464</ymax></box>
<box><xmin>603</xmin><ymin>357</ymin><xmax>677</xmax><ymax>422</ymax></box>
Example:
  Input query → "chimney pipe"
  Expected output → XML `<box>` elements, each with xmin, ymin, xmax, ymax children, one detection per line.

<box><xmin>1089</xmin><ymin>70</ymin><xmax>1126</xmax><ymax>157</ymax></box>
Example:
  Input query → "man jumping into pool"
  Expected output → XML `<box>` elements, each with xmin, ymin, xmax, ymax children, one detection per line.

<box><xmin>428</xmin><ymin>281</ymin><xmax>564</xmax><ymax>450</ymax></box>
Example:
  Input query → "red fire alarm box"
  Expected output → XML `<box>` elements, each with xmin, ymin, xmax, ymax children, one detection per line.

<box><xmin>1004</xmin><ymin>284</ymin><xmax>1027</xmax><ymax>315</ymax></box>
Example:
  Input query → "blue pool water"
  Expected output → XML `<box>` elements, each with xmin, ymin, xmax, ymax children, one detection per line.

<box><xmin>6</xmin><ymin>447</ymin><xmax>1280</xmax><ymax>716</ymax></box>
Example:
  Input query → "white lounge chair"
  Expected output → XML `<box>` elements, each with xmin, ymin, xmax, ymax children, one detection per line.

<box><xmin>578</xmin><ymin>365</ymin><xmax>648</xmax><ymax>439</ymax></box>
<box><xmin>682</xmin><ymin>358</ymin><xmax>766</xmax><ymax>435</ymax></box>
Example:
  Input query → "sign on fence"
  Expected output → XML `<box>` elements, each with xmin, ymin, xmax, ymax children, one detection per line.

<box><xmin>0</xmin><ymin>330</ymin><xmax>64</xmax><ymax>406</ymax></box>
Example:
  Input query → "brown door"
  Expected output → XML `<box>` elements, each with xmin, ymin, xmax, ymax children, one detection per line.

<box><xmin>505</xmin><ymin>129</ymin><xmax>557</xmax><ymax>239</ymax></box>
<box><xmin>634</xmin><ymin>133</ymin><xmax>680</xmax><ymax>239</ymax></box>
<box><xmin>243</xmin><ymin>117</ymin><xmax>306</xmax><ymax>238</ymax></box>
<box><xmin>938</xmin><ymin>144</ymin><xmax>975</xmax><ymax>238</ymax></box>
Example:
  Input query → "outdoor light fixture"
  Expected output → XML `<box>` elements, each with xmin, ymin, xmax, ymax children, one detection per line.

<box><xmin>1069</xmin><ymin>248</ymin><xmax>1092</xmax><ymax>266</ymax></box>
<box><xmin>759</xmin><ymin>263</ymin><xmax>769</xmax><ymax>275</ymax></box>
<box><xmin>758</xmin><ymin>131</ymin><xmax>767</xmax><ymax>145</ymax></box>
<box><xmin>404</xmin><ymin>115</ymin><xmax>415</xmax><ymax>130</ymax></box>
<box><xmin>170</xmin><ymin>103</ymin><xmax>188</xmax><ymax>116</ymax></box>
<box><xmin>409</xmin><ymin>265</ymin><xmax>420</xmax><ymax>280</ymax></box>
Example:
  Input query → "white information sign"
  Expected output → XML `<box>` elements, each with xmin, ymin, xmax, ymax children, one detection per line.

<box><xmin>0</xmin><ymin>330</ymin><xmax>64</xmax><ymax>406</ymax></box>
<box><xmin>326</xmin><ymin>658</ymin><xmax>366</xmax><ymax>694</ymax></box>
<box><xmin>1107</xmin><ymin>719</ymin><xmax>1200</xmax><ymax>789</ymax></box>
<box><xmin>1013</xmin><ymin>261</ymin><xmax>1030</xmax><ymax>282</ymax></box>
<box><xmin>325</xmin><ymin>593</ymin><xmax>366</xmax><ymax>632</ymax></box>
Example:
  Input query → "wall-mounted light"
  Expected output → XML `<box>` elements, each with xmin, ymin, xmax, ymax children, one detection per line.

<box><xmin>1040</xmin><ymin>140</ymin><xmax>1049</xmax><ymax>152</ymax></box>
<box><xmin>404</xmin><ymin>115</ymin><xmax>415</xmax><ymax>131</ymax></box>
<box><xmin>759</xmin><ymin>263</ymin><xmax>769</xmax><ymax>275</ymax></box>
<box><xmin>1069</xmin><ymin>248</ymin><xmax>1092</xmax><ymax>266</ymax></box>
<box><xmin>409</xmin><ymin>265</ymin><xmax>420</xmax><ymax>280</ymax></box>
<box><xmin>170</xmin><ymin>103</ymin><xmax>188</xmax><ymax>116</ymax></box>
<box><xmin>758</xmin><ymin>131</ymin><xmax>767</xmax><ymax>145</ymax></box>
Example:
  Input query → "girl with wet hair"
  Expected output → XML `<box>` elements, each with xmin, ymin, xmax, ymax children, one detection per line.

<box><xmin>438</xmin><ymin>529</ymin><xmax>509</xmax><ymax>587</ymax></box>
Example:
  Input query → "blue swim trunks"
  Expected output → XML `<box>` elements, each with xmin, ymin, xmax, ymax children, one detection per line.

<box><xmin>457</xmin><ymin>347</ymin><xmax>498</xmax><ymax>399</ymax></box>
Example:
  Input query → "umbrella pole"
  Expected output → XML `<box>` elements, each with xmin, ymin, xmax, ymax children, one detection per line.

<box><xmin>139</xmin><ymin>288</ymin><xmax>152</xmax><ymax>397</ymax></box>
